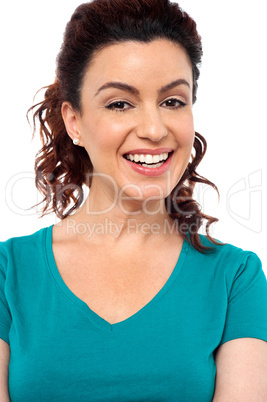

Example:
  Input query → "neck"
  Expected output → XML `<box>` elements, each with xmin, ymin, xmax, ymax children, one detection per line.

<box><xmin>65</xmin><ymin>185</ymin><xmax>178</xmax><ymax>243</ymax></box>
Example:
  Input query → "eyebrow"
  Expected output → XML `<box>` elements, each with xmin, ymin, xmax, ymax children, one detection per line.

<box><xmin>159</xmin><ymin>79</ymin><xmax>190</xmax><ymax>93</ymax></box>
<box><xmin>95</xmin><ymin>78</ymin><xmax>190</xmax><ymax>97</ymax></box>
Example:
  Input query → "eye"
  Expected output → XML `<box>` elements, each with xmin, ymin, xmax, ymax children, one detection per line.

<box><xmin>105</xmin><ymin>101</ymin><xmax>133</xmax><ymax>112</ymax></box>
<box><xmin>161</xmin><ymin>98</ymin><xmax>186</xmax><ymax>109</ymax></box>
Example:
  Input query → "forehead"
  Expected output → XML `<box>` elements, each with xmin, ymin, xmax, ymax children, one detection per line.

<box><xmin>83</xmin><ymin>39</ymin><xmax>193</xmax><ymax>91</ymax></box>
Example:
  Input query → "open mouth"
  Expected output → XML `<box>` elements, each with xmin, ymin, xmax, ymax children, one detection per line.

<box><xmin>123</xmin><ymin>152</ymin><xmax>173</xmax><ymax>169</ymax></box>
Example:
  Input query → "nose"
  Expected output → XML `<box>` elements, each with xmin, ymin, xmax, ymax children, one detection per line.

<box><xmin>135</xmin><ymin>107</ymin><xmax>168</xmax><ymax>142</ymax></box>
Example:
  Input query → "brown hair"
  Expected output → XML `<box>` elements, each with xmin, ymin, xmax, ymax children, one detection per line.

<box><xmin>29</xmin><ymin>0</ymin><xmax>220</xmax><ymax>252</ymax></box>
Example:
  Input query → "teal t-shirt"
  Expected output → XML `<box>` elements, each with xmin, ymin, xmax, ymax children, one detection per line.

<box><xmin>0</xmin><ymin>225</ymin><xmax>267</xmax><ymax>401</ymax></box>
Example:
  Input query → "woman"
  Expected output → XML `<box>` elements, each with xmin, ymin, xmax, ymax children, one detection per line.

<box><xmin>0</xmin><ymin>0</ymin><xmax>266</xmax><ymax>400</ymax></box>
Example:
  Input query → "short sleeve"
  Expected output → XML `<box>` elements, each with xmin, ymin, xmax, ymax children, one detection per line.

<box><xmin>0</xmin><ymin>245</ymin><xmax>11</xmax><ymax>344</ymax></box>
<box><xmin>220</xmin><ymin>252</ymin><xmax>267</xmax><ymax>346</ymax></box>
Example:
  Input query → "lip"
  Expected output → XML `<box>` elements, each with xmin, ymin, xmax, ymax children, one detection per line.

<box><xmin>123</xmin><ymin>151</ymin><xmax>173</xmax><ymax>177</ymax></box>
<box><xmin>124</xmin><ymin>147</ymin><xmax>173</xmax><ymax>155</ymax></box>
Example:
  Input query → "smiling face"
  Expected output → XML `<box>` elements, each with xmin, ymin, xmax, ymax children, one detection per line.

<box><xmin>62</xmin><ymin>39</ymin><xmax>195</xmax><ymax>206</ymax></box>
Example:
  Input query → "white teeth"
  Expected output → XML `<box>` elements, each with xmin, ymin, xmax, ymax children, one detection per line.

<box><xmin>139</xmin><ymin>154</ymin><xmax>145</xmax><ymax>163</ymax></box>
<box><xmin>125</xmin><ymin>152</ymin><xmax>170</xmax><ymax>165</ymax></box>
<box><xmin>153</xmin><ymin>155</ymin><xmax>160</xmax><ymax>163</ymax></box>
<box><xmin>141</xmin><ymin>162</ymin><xmax>164</xmax><ymax>169</ymax></box>
<box><xmin>144</xmin><ymin>154</ymin><xmax>153</xmax><ymax>164</ymax></box>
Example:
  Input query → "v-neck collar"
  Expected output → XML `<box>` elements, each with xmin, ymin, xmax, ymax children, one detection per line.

<box><xmin>44</xmin><ymin>224</ymin><xmax>189</xmax><ymax>332</ymax></box>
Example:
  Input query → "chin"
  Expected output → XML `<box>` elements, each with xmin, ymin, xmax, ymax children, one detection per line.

<box><xmin>118</xmin><ymin>186</ymin><xmax>169</xmax><ymax>211</ymax></box>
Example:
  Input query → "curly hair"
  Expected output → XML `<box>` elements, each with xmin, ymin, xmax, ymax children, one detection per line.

<box><xmin>29</xmin><ymin>0</ymin><xmax>220</xmax><ymax>252</ymax></box>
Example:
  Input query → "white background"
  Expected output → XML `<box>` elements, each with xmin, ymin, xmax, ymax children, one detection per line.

<box><xmin>0</xmin><ymin>1</ymin><xmax>266</xmax><ymax>272</ymax></box>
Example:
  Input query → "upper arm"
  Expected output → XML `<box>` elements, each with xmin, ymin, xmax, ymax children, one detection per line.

<box><xmin>0</xmin><ymin>339</ymin><xmax>10</xmax><ymax>401</ymax></box>
<box><xmin>213</xmin><ymin>338</ymin><xmax>267</xmax><ymax>401</ymax></box>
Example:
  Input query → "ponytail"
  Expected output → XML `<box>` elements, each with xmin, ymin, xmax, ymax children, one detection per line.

<box><xmin>28</xmin><ymin>81</ymin><xmax>91</xmax><ymax>219</ymax></box>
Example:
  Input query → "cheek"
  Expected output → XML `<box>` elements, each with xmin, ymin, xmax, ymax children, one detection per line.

<box><xmin>85</xmin><ymin>119</ymin><xmax>126</xmax><ymax>152</ymax></box>
<box><xmin>174</xmin><ymin>118</ymin><xmax>195</xmax><ymax>149</ymax></box>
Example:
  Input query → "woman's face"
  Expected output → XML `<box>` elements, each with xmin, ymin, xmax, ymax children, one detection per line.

<box><xmin>63</xmin><ymin>39</ymin><xmax>195</xmax><ymax>205</ymax></box>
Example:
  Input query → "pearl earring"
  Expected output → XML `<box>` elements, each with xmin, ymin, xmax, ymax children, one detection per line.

<box><xmin>73</xmin><ymin>138</ymin><xmax>80</xmax><ymax>146</ymax></box>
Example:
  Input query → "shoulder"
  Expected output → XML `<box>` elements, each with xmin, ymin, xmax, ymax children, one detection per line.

<box><xmin>192</xmin><ymin>234</ymin><xmax>262</xmax><ymax>268</ymax></box>
<box><xmin>186</xmin><ymin>234</ymin><xmax>265</xmax><ymax>289</ymax></box>
<box><xmin>189</xmin><ymin>236</ymin><xmax>267</xmax><ymax>347</ymax></box>
<box><xmin>197</xmin><ymin>233</ymin><xmax>257</xmax><ymax>257</ymax></box>
<box><xmin>0</xmin><ymin>225</ymin><xmax>52</xmax><ymax>271</ymax></box>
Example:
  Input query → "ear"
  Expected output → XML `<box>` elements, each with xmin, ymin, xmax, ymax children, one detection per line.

<box><xmin>61</xmin><ymin>102</ymin><xmax>84</xmax><ymax>147</ymax></box>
